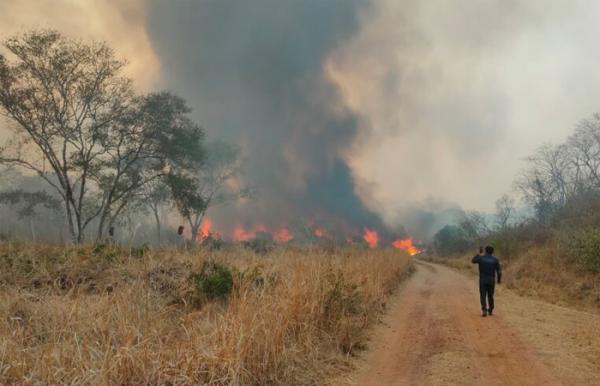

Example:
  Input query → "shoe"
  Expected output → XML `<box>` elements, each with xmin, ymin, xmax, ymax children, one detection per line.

<box><xmin>488</xmin><ymin>310</ymin><xmax>493</xmax><ymax>316</ymax></box>
<box><xmin>482</xmin><ymin>311</ymin><xmax>487</xmax><ymax>317</ymax></box>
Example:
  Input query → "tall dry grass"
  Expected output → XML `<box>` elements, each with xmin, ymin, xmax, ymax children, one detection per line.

<box><xmin>0</xmin><ymin>242</ymin><xmax>411</xmax><ymax>385</ymax></box>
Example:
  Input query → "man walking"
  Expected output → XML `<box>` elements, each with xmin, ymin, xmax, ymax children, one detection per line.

<box><xmin>472</xmin><ymin>246</ymin><xmax>502</xmax><ymax>317</ymax></box>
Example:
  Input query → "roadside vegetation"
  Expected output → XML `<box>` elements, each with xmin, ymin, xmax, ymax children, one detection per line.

<box><xmin>0</xmin><ymin>243</ymin><xmax>411</xmax><ymax>385</ymax></box>
<box><xmin>430</xmin><ymin>115</ymin><xmax>600</xmax><ymax>310</ymax></box>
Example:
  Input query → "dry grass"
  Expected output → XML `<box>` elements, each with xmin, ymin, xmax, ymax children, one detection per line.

<box><xmin>0</xmin><ymin>242</ymin><xmax>411</xmax><ymax>385</ymax></box>
<box><xmin>502</xmin><ymin>245</ymin><xmax>600</xmax><ymax>310</ymax></box>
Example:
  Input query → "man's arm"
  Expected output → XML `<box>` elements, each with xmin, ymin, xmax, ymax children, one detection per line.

<box><xmin>496</xmin><ymin>260</ymin><xmax>502</xmax><ymax>284</ymax></box>
<box><xmin>471</xmin><ymin>255</ymin><xmax>480</xmax><ymax>264</ymax></box>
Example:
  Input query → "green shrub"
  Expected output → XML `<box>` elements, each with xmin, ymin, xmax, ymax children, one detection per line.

<box><xmin>191</xmin><ymin>261</ymin><xmax>234</xmax><ymax>300</ymax></box>
<box><xmin>563</xmin><ymin>228</ymin><xmax>600</xmax><ymax>273</ymax></box>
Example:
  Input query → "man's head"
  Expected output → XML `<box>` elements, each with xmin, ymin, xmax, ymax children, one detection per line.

<box><xmin>485</xmin><ymin>245</ymin><xmax>494</xmax><ymax>255</ymax></box>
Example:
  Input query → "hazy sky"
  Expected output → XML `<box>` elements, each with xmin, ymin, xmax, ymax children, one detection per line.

<box><xmin>2</xmin><ymin>0</ymin><xmax>600</xmax><ymax>237</ymax></box>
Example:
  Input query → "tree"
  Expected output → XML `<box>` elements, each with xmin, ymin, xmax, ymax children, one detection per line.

<box><xmin>567</xmin><ymin>114</ymin><xmax>600</xmax><ymax>192</ymax></box>
<box><xmin>514</xmin><ymin>143</ymin><xmax>574</xmax><ymax>224</ymax></box>
<box><xmin>457</xmin><ymin>210</ymin><xmax>489</xmax><ymax>242</ymax></box>
<box><xmin>170</xmin><ymin>141</ymin><xmax>246</xmax><ymax>242</ymax></box>
<box><xmin>140</xmin><ymin>177</ymin><xmax>171</xmax><ymax>244</ymax></box>
<box><xmin>0</xmin><ymin>30</ymin><xmax>204</xmax><ymax>243</ymax></box>
<box><xmin>0</xmin><ymin>190</ymin><xmax>61</xmax><ymax>241</ymax></box>
<box><xmin>433</xmin><ymin>225</ymin><xmax>469</xmax><ymax>255</ymax></box>
<box><xmin>495</xmin><ymin>194</ymin><xmax>515</xmax><ymax>230</ymax></box>
<box><xmin>92</xmin><ymin>91</ymin><xmax>205</xmax><ymax>241</ymax></box>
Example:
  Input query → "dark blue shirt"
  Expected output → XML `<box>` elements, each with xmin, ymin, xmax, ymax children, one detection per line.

<box><xmin>472</xmin><ymin>254</ymin><xmax>502</xmax><ymax>284</ymax></box>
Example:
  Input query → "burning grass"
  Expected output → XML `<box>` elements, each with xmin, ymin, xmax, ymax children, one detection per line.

<box><xmin>0</xmin><ymin>242</ymin><xmax>411</xmax><ymax>385</ymax></box>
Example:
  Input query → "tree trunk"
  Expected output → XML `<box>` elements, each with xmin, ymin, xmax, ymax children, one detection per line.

<box><xmin>190</xmin><ymin>223</ymin><xmax>200</xmax><ymax>243</ymax></box>
<box><xmin>96</xmin><ymin>207</ymin><xmax>111</xmax><ymax>243</ymax></box>
<box><xmin>153</xmin><ymin>207</ymin><xmax>161</xmax><ymax>245</ymax></box>
<box><xmin>190</xmin><ymin>211</ymin><xmax>207</xmax><ymax>243</ymax></box>
<box><xmin>29</xmin><ymin>218</ymin><xmax>36</xmax><ymax>242</ymax></box>
<box><xmin>64</xmin><ymin>199</ymin><xmax>78</xmax><ymax>244</ymax></box>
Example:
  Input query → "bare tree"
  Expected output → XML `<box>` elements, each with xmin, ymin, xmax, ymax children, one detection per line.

<box><xmin>457</xmin><ymin>210</ymin><xmax>489</xmax><ymax>241</ymax></box>
<box><xmin>0</xmin><ymin>30</ymin><xmax>204</xmax><ymax>243</ymax></box>
<box><xmin>170</xmin><ymin>141</ymin><xmax>248</xmax><ymax>242</ymax></box>
<box><xmin>568</xmin><ymin>114</ymin><xmax>600</xmax><ymax>192</ymax></box>
<box><xmin>140</xmin><ymin>177</ymin><xmax>171</xmax><ymax>244</ymax></box>
<box><xmin>495</xmin><ymin>194</ymin><xmax>515</xmax><ymax>230</ymax></box>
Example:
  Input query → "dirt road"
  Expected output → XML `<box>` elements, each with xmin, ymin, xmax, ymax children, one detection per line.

<box><xmin>348</xmin><ymin>260</ymin><xmax>600</xmax><ymax>386</ymax></box>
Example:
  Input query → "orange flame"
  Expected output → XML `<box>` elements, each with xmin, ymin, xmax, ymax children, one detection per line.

<box><xmin>392</xmin><ymin>238</ymin><xmax>421</xmax><ymax>256</ymax></box>
<box><xmin>275</xmin><ymin>227</ymin><xmax>294</xmax><ymax>243</ymax></box>
<box><xmin>199</xmin><ymin>218</ymin><xmax>213</xmax><ymax>239</ymax></box>
<box><xmin>233</xmin><ymin>225</ymin><xmax>254</xmax><ymax>241</ymax></box>
<box><xmin>363</xmin><ymin>228</ymin><xmax>379</xmax><ymax>248</ymax></box>
<box><xmin>314</xmin><ymin>228</ymin><xmax>330</xmax><ymax>239</ymax></box>
<box><xmin>232</xmin><ymin>224</ymin><xmax>270</xmax><ymax>241</ymax></box>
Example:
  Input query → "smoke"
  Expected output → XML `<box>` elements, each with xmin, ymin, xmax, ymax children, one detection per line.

<box><xmin>0</xmin><ymin>0</ymin><xmax>160</xmax><ymax>91</ymax></box>
<box><xmin>146</xmin><ymin>0</ymin><xmax>392</xmax><ymax>236</ymax></box>
<box><xmin>328</xmin><ymin>0</ymin><xmax>600</xmax><ymax>233</ymax></box>
<box><xmin>4</xmin><ymin>1</ymin><xmax>600</xmax><ymax>240</ymax></box>
<box><xmin>145</xmin><ymin>0</ymin><xmax>600</xmax><ymax>239</ymax></box>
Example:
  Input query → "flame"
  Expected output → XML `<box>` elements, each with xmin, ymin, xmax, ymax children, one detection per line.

<box><xmin>233</xmin><ymin>225</ymin><xmax>255</xmax><ymax>241</ymax></box>
<box><xmin>199</xmin><ymin>218</ymin><xmax>213</xmax><ymax>239</ymax></box>
<box><xmin>314</xmin><ymin>227</ymin><xmax>330</xmax><ymax>239</ymax></box>
<box><xmin>203</xmin><ymin>219</ymin><xmax>420</xmax><ymax>251</ymax></box>
<box><xmin>232</xmin><ymin>224</ymin><xmax>270</xmax><ymax>241</ymax></box>
<box><xmin>363</xmin><ymin>228</ymin><xmax>379</xmax><ymax>248</ymax></box>
<box><xmin>392</xmin><ymin>238</ymin><xmax>421</xmax><ymax>256</ymax></box>
<box><xmin>275</xmin><ymin>227</ymin><xmax>294</xmax><ymax>243</ymax></box>
<box><xmin>314</xmin><ymin>228</ymin><xmax>326</xmax><ymax>237</ymax></box>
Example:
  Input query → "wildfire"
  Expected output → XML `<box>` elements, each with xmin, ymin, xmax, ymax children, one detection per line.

<box><xmin>233</xmin><ymin>225</ymin><xmax>255</xmax><ymax>241</ymax></box>
<box><xmin>275</xmin><ymin>227</ymin><xmax>294</xmax><ymax>243</ymax></box>
<box><xmin>392</xmin><ymin>238</ymin><xmax>421</xmax><ymax>256</ymax></box>
<box><xmin>195</xmin><ymin>218</ymin><xmax>419</xmax><ymax>252</ymax></box>
<box><xmin>314</xmin><ymin>227</ymin><xmax>330</xmax><ymax>238</ymax></box>
<box><xmin>363</xmin><ymin>228</ymin><xmax>379</xmax><ymax>248</ymax></box>
<box><xmin>199</xmin><ymin>218</ymin><xmax>213</xmax><ymax>239</ymax></box>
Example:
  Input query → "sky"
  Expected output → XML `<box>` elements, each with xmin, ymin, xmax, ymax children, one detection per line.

<box><xmin>2</xmin><ymin>0</ymin><xmax>600</xmax><ymax>238</ymax></box>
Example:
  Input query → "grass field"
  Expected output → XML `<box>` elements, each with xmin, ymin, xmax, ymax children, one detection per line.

<box><xmin>0</xmin><ymin>242</ymin><xmax>412</xmax><ymax>385</ymax></box>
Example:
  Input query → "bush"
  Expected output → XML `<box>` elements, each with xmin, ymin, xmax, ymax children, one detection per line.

<box><xmin>562</xmin><ymin>228</ymin><xmax>600</xmax><ymax>273</ymax></box>
<box><xmin>191</xmin><ymin>261</ymin><xmax>234</xmax><ymax>300</ymax></box>
<box><xmin>433</xmin><ymin>225</ymin><xmax>470</xmax><ymax>255</ymax></box>
<box><xmin>242</xmin><ymin>232</ymin><xmax>273</xmax><ymax>254</ymax></box>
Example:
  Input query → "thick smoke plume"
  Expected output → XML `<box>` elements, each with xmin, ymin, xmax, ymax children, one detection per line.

<box><xmin>147</xmin><ymin>0</ymin><xmax>395</xmax><ymax>238</ymax></box>
<box><xmin>4</xmin><ymin>0</ymin><xmax>600</xmax><ymax>241</ymax></box>
<box><xmin>328</xmin><ymin>0</ymin><xmax>600</xmax><ymax>234</ymax></box>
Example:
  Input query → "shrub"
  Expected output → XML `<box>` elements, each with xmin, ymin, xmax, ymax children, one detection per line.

<box><xmin>129</xmin><ymin>244</ymin><xmax>149</xmax><ymax>258</ymax></box>
<box><xmin>433</xmin><ymin>225</ymin><xmax>470</xmax><ymax>255</ymax></box>
<box><xmin>562</xmin><ymin>228</ymin><xmax>600</xmax><ymax>273</ymax></box>
<box><xmin>191</xmin><ymin>261</ymin><xmax>234</xmax><ymax>300</ymax></box>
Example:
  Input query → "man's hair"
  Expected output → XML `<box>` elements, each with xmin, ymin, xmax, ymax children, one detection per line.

<box><xmin>485</xmin><ymin>245</ymin><xmax>494</xmax><ymax>255</ymax></box>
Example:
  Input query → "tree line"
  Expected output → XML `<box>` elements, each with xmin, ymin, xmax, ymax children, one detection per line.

<box><xmin>0</xmin><ymin>30</ymin><xmax>243</xmax><ymax>244</ymax></box>
<box><xmin>433</xmin><ymin>112</ymin><xmax>600</xmax><ymax>267</ymax></box>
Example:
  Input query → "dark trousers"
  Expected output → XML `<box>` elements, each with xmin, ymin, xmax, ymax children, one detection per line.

<box><xmin>479</xmin><ymin>282</ymin><xmax>495</xmax><ymax>311</ymax></box>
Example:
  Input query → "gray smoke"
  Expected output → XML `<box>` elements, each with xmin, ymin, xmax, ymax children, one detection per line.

<box><xmin>5</xmin><ymin>0</ymin><xmax>598</xmax><ymax>241</ymax></box>
<box><xmin>146</xmin><ymin>0</ymin><xmax>394</xmax><ymax>236</ymax></box>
